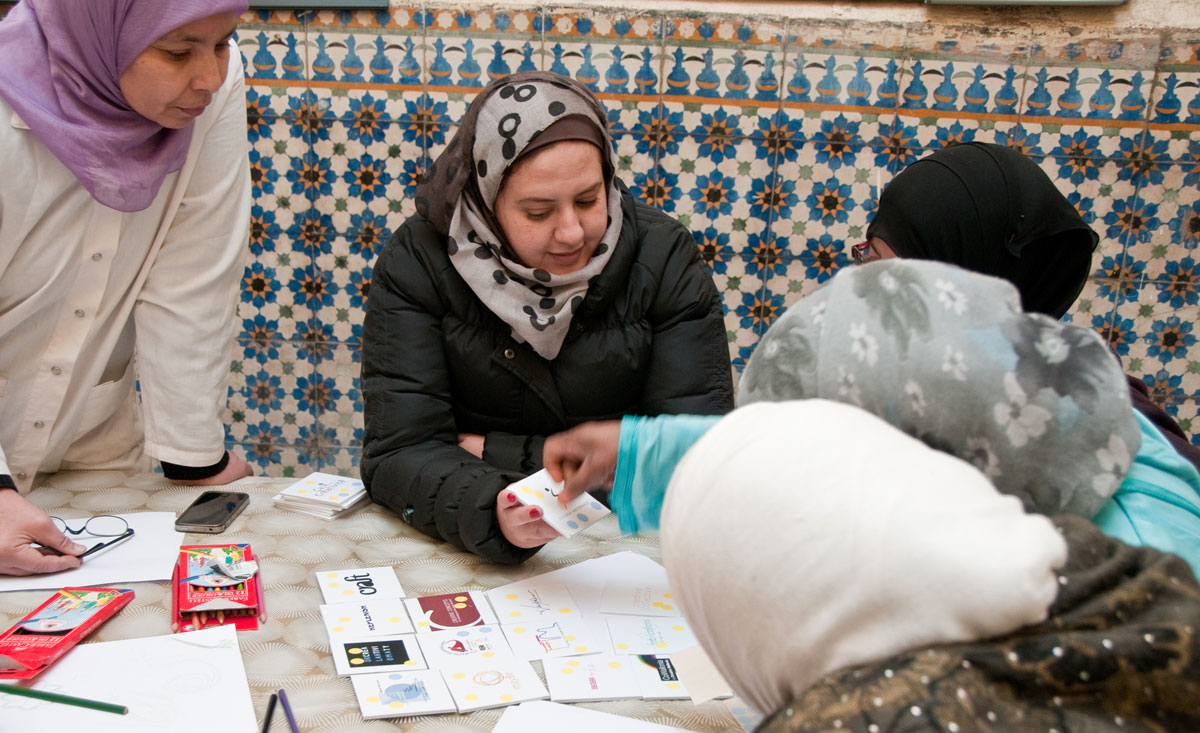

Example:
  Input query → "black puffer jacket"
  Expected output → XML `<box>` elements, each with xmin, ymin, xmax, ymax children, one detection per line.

<box><xmin>361</xmin><ymin>184</ymin><xmax>734</xmax><ymax>564</ymax></box>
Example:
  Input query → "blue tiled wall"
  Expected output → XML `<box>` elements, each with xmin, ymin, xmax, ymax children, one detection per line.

<box><xmin>210</xmin><ymin>8</ymin><xmax>1200</xmax><ymax>474</ymax></box>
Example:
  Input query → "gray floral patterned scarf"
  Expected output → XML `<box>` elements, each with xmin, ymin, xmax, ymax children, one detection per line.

<box><xmin>738</xmin><ymin>259</ymin><xmax>1140</xmax><ymax>517</ymax></box>
<box><xmin>416</xmin><ymin>72</ymin><xmax>620</xmax><ymax>360</ymax></box>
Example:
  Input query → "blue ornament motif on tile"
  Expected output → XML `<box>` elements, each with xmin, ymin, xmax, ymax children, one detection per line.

<box><xmin>845</xmin><ymin>57</ymin><xmax>871</xmax><ymax>107</ymax></box>
<box><xmin>312</xmin><ymin>34</ymin><xmax>335</xmax><ymax>80</ymax></box>
<box><xmin>690</xmin><ymin>170</ymin><xmax>736</xmax><ymax>220</ymax></box>
<box><xmin>725</xmin><ymin>51</ymin><xmax>751</xmax><ymax>99</ymax></box>
<box><xmin>806</xmin><ymin>177</ymin><xmax>856</xmax><ymax>226</ymax></box>
<box><xmin>1118</xmin><ymin>71</ymin><xmax>1146</xmax><ymax>121</ymax></box>
<box><xmin>755</xmin><ymin>55</ymin><xmax>779</xmax><ymax>101</ymax></box>
<box><xmin>549</xmin><ymin>43</ymin><xmax>569</xmax><ymax>78</ymax></box>
<box><xmin>429</xmin><ymin>38</ymin><xmax>452</xmax><ymax>86</ymax></box>
<box><xmin>800</xmin><ymin>233</ymin><xmax>848</xmax><ymax>282</ymax></box>
<box><xmin>875</xmin><ymin>59</ymin><xmax>899</xmax><ymax>108</ymax></box>
<box><xmin>695</xmin><ymin>109</ymin><xmax>740</xmax><ymax>163</ymax></box>
<box><xmin>251</xmin><ymin>31</ymin><xmax>276</xmax><ymax>79</ymax></box>
<box><xmin>518</xmin><ymin>41</ymin><xmax>537</xmax><ymax>73</ymax></box>
<box><xmin>931</xmin><ymin>62</ymin><xmax>958</xmax><ymax>111</ymax></box>
<box><xmin>248</xmin><ymin>150</ymin><xmax>278</xmax><ymax>198</ymax></box>
<box><xmin>294</xmin><ymin>374</ymin><xmax>341</xmax><ymax>414</ymax></box>
<box><xmin>487</xmin><ymin>41</ymin><xmax>511</xmax><ymax>82</ymax></box>
<box><xmin>747</xmin><ymin>174</ymin><xmax>798</xmax><ymax>221</ymax></box>
<box><xmin>1094</xmin><ymin>313</ymin><xmax>1136</xmax><ymax>357</ymax></box>
<box><xmin>695</xmin><ymin>49</ymin><xmax>721</xmax><ymax>98</ymax></box>
<box><xmin>1056</xmin><ymin>68</ymin><xmax>1084</xmax><ymax>117</ymax></box>
<box><xmin>1116</xmin><ymin>135</ymin><xmax>1167</xmax><ymax>185</ymax></box>
<box><xmin>1054</xmin><ymin>129</ymin><xmax>1102</xmax><ymax>185</ymax></box>
<box><xmin>993</xmin><ymin>67</ymin><xmax>1019</xmax><ymax>114</ymax></box>
<box><xmin>815</xmin><ymin>55</ymin><xmax>840</xmax><ymax>104</ymax></box>
<box><xmin>756</xmin><ymin>112</ymin><xmax>802</xmax><ymax>163</ymax></box>
<box><xmin>1159</xmin><ymin>258</ymin><xmax>1200</xmax><ymax>308</ymax></box>
<box><xmin>936</xmin><ymin>120</ymin><xmax>976</xmax><ymax>148</ymax></box>
<box><xmin>605</xmin><ymin>46</ymin><xmax>629</xmax><ymax>93</ymax></box>
<box><xmin>249</xmin><ymin>204</ymin><xmax>280</xmax><ymax>255</ymax></box>
<box><xmin>1146</xmin><ymin>316</ymin><xmax>1196</xmax><ymax>365</ymax></box>
<box><xmin>241</xmin><ymin>262</ymin><xmax>279</xmax><ymax>307</ymax></box>
<box><xmin>876</xmin><ymin>122</ymin><xmax>918</xmax><ymax>169</ymax></box>
<box><xmin>288</xmin><ymin>151</ymin><xmax>334</xmax><ymax>198</ymax></box>
<box><xmin>290</xmin><ymin>209</ymin><xmax>335</xmax><ymax>257</ymax></box>
<box><xmin>1065</xmin><ymin>191</ymin><xmax>1094</xmax><ymax>225</ymax></box>
<box><xmin>743</xmin><ymin>230</ymin><xmax>789</xmax><ymax>278</ymax></box>
<box><xmin>289</xmin><ymin>264</ymin><xmax>338</xmax><ymax>309</ymax></box>
<box><xmin>242</xmin><ymin>371</ymin><xmax>284</xmax><ymax>414</ymax></box>
<box><xmin>693</xmin><ymin>226</ymin><xmax>734</xmax><ymax>275</ymax></box>
<box><xmin>1105</xmin><ymin>196</ymin><xmax>1160</xmax><ymax>244</ymax></box>
<box><xmin>666</xmin><ymin>48</ymin><xmax>690</xmax><ymax>95</ymax></box>
<box><xmin>245</xmin><ymin>423</ymin><xmax>284</xmax><ymax>467</ymax></box>
<box><xmin>456</xmin><ymin>39</ymin><xmax>483</xmax><ymax>87</ymax></box>
<box><xmin>786</xmin><ymin>54</ymin><xmax>810</xmax><ymax>102</ymax></box>
<box><xmin>281</xmin><ymin>34</ymin><xmax>305</xmax><ymax>81</ymax></box>
<box><xmin>346</xmin><ymin>93</ymin><xmax>389</xmax><ymax>144</ymax></box>
<box><xmin>1000</xmin><ymin>125</ymin><xmax>1042</xmax><ymax>158</ymax></box>
<box><xmin>961</xmin><ymin>64</ymin><xmax>988</xmax><ymax>113</ymax></box>
<box><xmin>901</xmin><ymin>60</ymin><xmax>927</xmax><ymax>108</ymax></box>
<box><xmin>339</xmin><ymin>36</ymin><xmax>365</xmax><ymax>83</ymax></box>
<box><xmin>635</xmin><ymin>48</ymin><xmax>658</xmax><ymax>95</ymax></box>
<box><xmin>345</xmin><ymin>154</ymin><xmax>392</xmax><ymax>202</ymax></box>
<box><xmin>632</xmin><ymin>167</ymin><xmax>681</xmax><ymax>212</ymax></box>
<box><xmin>242</xmin><ymin>315</ymin><xmax>281</xmax><ymax>364</ymax></box>
<box><xmin>369</xmin><ymin>37</ymin><xmax>393</xmax><ymax>84</ymax></box>
<box><xmin>1169</xmin><ymin>205</ymin><xmax>1200</xmax><ymax>252</ymax></box>
<box><xmin>578</xmin><ymin>45</ymin><xmax>601</xmax><ymax>91</ymax></box>
<box><xmin>348</xmin><ymin>209</ymin><xmax>391</xmax><ymax>259</ymax></box>
<box><xmin>812</xmin><ymin>114</ymin><xmax>862</xmax><ymax>170</ymax></box>
<box><xmin>398</xmin><ymin>37</ymin><xmax>421</xmax><ymax>83</ymax></box>
<box><xmin>1025</xmin><ymin>68</ymin><xmax>1052</xmax><ymax>116</ymax></box>
<box><xmin>1153</xmin><ymin>73</ymin><xmax>1181</xmax><ymax>122</ymax></box>
<box><xmin>296</xmin><ymin>321</ymin><xmax>336</xmax><ymax>361</ymax></box>
<box><xmin>1087</xmin><ymin>69</ymin><xmax>1115</xmax><ymax>119</ymax></box>
<box><xmin>736</xmin><ymin>290</ymin><xmax>785</xmax><ymax>334</ymax></box>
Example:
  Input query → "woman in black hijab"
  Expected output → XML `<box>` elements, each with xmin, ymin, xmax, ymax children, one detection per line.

<box><xmin>863</xmin><ymin>141</ymin><xmax>1200</xmax><ymax>471</ymax></box>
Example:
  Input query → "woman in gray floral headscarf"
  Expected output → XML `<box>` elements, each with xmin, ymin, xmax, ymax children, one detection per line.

<box><xmin>545</xmin><ymin>259</ymin><xmax>1200</xmax><ymax>570</ymax></box>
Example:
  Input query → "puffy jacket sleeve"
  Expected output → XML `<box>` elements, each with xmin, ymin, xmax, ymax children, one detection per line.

<box><xmin>634</xmin><ymin>201</ymin><xmax>734</xmax><ymax>416</ymax></box>
<box><xmin>360</xmin><ymin>218</ymin><xmax>539</xmax><ymax>565</ymax></box>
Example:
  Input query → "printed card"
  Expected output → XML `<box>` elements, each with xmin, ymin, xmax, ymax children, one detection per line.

<box><xmin>486</xmin><ymin>581</ymin><xmax>579</xmax><ymax>622</ymax></box>
<box><xmin>332</xmin><ymin>634</ymin><xmax>427</xmax><ymax>676</ymax></box>
<box><xmin>319</xmin><ymin>600</ymin><xmax>414</xmax><ymax>638</ymax></box>
<box><xmin>278</xmin><ymin>472</ymin><xmax>365</xmax><ymax>507</ymax></box>
<box><xmin>544</xmin><ymin>654</ymin><xmax>644</xmax><ymax>703</ymax></box>
<box><xmin>441</xmin><ymin>658</ymin><xmax>549</xmax><ymax>712</ymax></box>
<box><xmin>505</xmin><ymin>469</ymin><xmax>611</xmax><ymax>537</ymax></box>
<box><xmin>633</xmin><ymin>655</ymin><xmax>690</xmax><ymax>700</ymax></box>
<box><xmin>501</xmin><ymin>616</ymin><xmax>602</xmax><ymax>661</ymax></box>
<box><xmin>600</xmin><ymin>581</ymin><xmax>680</xmax><ymax>617</ymax></box>
<box><xmin>404</xmin><ymin>591</ymin><xmax>497</xmax><ymax>633</ymax></box>
<box><xmin>352</xmin><ymin>670</ymin><xmax>457</xmax><ymax>718</ymax></box>
<box><xmin>417</xmin><ymin>625</ymin><xmax>512</xmax><ymax>669</ymax></box>
<box><xmin>316</xmin><ymin>566</ymin><xmax>405</xmax><ymax>603</ymax></box>
<box><xmin>606</xmin><ymin>615</ymin><xmax>698</xmax><ymax>655</ymax></box>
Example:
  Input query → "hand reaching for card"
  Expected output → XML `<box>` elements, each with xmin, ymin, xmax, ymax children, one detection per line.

<box><xmin>496</xmin><ymin>490</ymin><xmax>561</xmax><ymax>549</ymax></box>
<box><xmin>542</xmin><ymin>420</ymin><xmax>620</xmax><ymax>506</ymax></box>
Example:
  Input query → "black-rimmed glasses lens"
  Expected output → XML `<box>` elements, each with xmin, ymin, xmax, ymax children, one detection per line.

<box><xmin>850</xmin><ymin>241</ymin><xmax>873</xmax><ymax>265</ymax></box>
<box><xmin>50</xmin><ymin>515</ymin><xmax>135</xmax><ymax>559</ymax></box>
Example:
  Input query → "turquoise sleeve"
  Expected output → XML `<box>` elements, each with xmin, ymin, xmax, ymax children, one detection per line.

<box><xmin>1093</xmin><ymin>411</ymin><xmax>1200</xmax><ymax>580</ymax></box>
<box><xmin>610</xmin><ymin>414</ymin><xmax>722</xmax><ymax>534</ymax></box>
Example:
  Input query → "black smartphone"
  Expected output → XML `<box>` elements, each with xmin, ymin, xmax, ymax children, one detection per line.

<box><xmin>174</xmin><ymin>491</ymin><xmax>250</xmax><ymax>534</ymax></box>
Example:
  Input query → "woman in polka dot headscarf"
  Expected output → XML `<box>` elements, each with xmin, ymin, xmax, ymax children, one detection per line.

<box><xmin>361</xmin><ymin>72</ymin><xmax>732</xmax><ymax>563</ymax></box>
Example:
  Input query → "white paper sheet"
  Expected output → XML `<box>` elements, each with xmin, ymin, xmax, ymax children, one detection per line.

<box><xmin>0</xmin><ymin>625</ymin><xmax>256</xmax><ymax>732</ymax></box>
<box><xmin>493</xmin><ymin>700</ymin><xmax>691</xmax><ymax>732</ymax></box>
<box><xmin>0</xmin><ymin>512</ymin><xmax>183</xmax><ymax>592</ymax></box>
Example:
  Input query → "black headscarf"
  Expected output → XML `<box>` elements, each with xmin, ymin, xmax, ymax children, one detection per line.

<box><xmin>867</xmin><ymin>142</ymin><xmax>1098</xmax><ymax>318</ymax></box>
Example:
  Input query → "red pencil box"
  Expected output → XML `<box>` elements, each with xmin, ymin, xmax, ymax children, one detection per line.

<box><xmin>0</xmin><ymin>587</ymin><xmax>134</xmax><ymax>681</ymax></box>
<box><xmin>171</xmin><ymin>544</ymin><xmax>265</xmax><ymax>633</ymax></box>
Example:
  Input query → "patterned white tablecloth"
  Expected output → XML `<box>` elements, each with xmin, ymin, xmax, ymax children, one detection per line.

<box><xmin>3</xmin><ymin>470</ymin><xmax>745</xmax><ymax>732</ymax></box>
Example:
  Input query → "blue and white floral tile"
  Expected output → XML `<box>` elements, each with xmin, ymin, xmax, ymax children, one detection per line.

<box><xmin>1171</xmin><ymin>400</ymin><xmax>1200</xmax><ymax>445</ymax></box>
<box><xmin>310</xmin><ymin>446</ymin><xmax>361</xmax><ymax>479</ymax></box>
<box><xmin>316</xmin><ymin>241</ymin><xmax>372</xmax><ymax>343</ymax></box>
<box><xmin>1026</xmin><ymin>155</ymin><xmax>1137</xmax><ymax>261</ymax></box>
<box><xmin>310</xmin><ymin>343</ymin><xmax>365</xmax><ymax>452</ymax></box>
<box><xmin>1147</xmin><ymin>35</ymin><xmax>1200</xmax><ymax>160</ymax></box>
<box><xmin>225</xmin><ymin>340</ymin><xmax>312</xmax><ymax>448</ymax></box>
<box><xmin>1128</xmin><ymin>162</ymin><xmax>1200</xmax><ymax>280</ymax></box>
<box><xmin>663</xmin><ymin>43</ymin><xmax>783</xmax><ymax>136</ymax></box>
<box><xmin>670</xmin><ymin>135</ymin><xmax>770</xmax><ymax>247</ymax></box>
<box><xmin>1112</xmin><ymin>284</ymin><xmax>1200</xmax><ymax>393</ymax></box>
<box><xmin>1068</xmin><ymin>274</ymin><xmax>1121</xmax><ymax>332</ymax></box>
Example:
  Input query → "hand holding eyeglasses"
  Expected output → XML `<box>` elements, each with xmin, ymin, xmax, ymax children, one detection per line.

<box><xmin>0</xmin><ymin>490</ymin><xmax>86</xmax><ymax>576</ymax></box>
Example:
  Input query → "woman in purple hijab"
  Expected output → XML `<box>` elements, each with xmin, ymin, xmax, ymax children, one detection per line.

<box><xmin>0</xmin><ymin>0</ymin><xmax>253</xmax><ymax>576</ymax></box>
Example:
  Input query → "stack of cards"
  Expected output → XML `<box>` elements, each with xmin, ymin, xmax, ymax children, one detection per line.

<box><xmin>505</xmin><ymin>469</ymin><xmax>611</xmax><ymax>538</ymax></box>
<box><xmin>273</xmin><ymin>472</ymin><xmax>367</xmax><ymax>519</ymax></box>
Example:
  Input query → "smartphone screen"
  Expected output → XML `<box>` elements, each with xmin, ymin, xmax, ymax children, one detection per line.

<box><xmin>175</xmin><ymin>491</ymin><xmax>249</xmax><ymax>533</ymax></box>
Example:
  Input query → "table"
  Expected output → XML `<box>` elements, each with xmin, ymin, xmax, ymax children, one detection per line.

<box><xmin>1</xmin><ymin>470</ymin><xmax>745</xmax><ymax>732</ymax></box>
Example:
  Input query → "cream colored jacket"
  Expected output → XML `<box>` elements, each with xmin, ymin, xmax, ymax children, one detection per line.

<box><xmin>0</xmin><ymin>53</ymin><xmax>250</xmax><ymax>492</ymax></box>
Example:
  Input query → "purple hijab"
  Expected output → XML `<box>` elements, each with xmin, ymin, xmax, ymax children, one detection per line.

<box><xmin>0</xmin><ymin>0</ymin><xmax>247</xmax><ymax>212</ymax></box>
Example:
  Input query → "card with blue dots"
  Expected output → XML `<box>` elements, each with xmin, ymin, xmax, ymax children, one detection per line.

<box><xmin>506</xmin><ymin>469</ymin><xmax>611</xmax><ymax>538</ymax></box>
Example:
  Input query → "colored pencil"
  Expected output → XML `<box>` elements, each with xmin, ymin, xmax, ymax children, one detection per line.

<box><xmin>0</xmin><ymin>684</ymin><xmax>128</xmax><ymax>715</ymax></box>
<box><xmin>261</xmin><ymin>692</ymin><xmax>278</xmax><ymax>733</ymax></box>
<box><xmin>278</xmin><ymin>688</ymin><xmax>300</xmax><ymax>733</ymax></box>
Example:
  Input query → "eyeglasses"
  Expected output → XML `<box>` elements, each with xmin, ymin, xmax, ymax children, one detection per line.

<box><xmin>51</xmin><ymin>515</ymin><xmax>135</xmax><ymax>559</ymax></box>
<box><xmin>850</xmin><ymin>241</ymin><xmax>877</xmax><ymax>266</ymax></box>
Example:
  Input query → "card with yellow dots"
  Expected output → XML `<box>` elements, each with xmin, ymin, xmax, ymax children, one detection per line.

<box><xmin>319</xmin><ymin>599</ymin><xmax>414</xmax><ymax>638</ymax></box>
<box><xmin>484</xmin><ymin>580</ymin><xmax>580</xmax><ymax>623</ymax></box>
<box><xmin>501</xmin><ymin>615</ymin><xmax>602</xmax><ymax>661</ymax></box>
<box><xmin>543</xmin><ymin>655</ymin><xmax>643</xmax><ymax>703</ymax></box>
<box><xmin>415</xmin><ymin>625</ymin><xmax>512</xmax><ymax>669</ymax></box>
<box><xmin>605</xmin><ymin>615</ymin><xmax>698</xmax><ymax>655</ymax></box>
<box><xmin>505</xmin><ymin>469</ymin><xmax>611</xmax><ymax>537</ymax></box>
<box><xmin>332</xmin><ymin>634</ymin><xmax>426</xmax><ymax>676</ymax></box>
<box><xmin>404</xmin><ymin>591</ymin><xmax>497</xmax><ymax>634</ymax></box>
<box><xmin>351</xmin><ymin>669</ymin><xmax>456</xmax><ymax>718</ymax></box>
<box><xmin>440</xmin><ymin>658</ymin><xmax>548</xmax><ymax>712</ymax></box>
<box><xmin>633</xmin><ymin>655</ymin><xmax>691</xmax><ymax>700</ymax></box>
<box><xmin>600</xmin><ymin>582</ymin><xmax>680</xmax><ymax>617</ymax></box>
<box><xmin>316</xmin><ymin>566</ymin><xmax>405</xmax><ymax>604</ymax></box>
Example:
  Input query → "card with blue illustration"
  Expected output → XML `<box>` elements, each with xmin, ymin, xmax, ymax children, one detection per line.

<box><xmin>504</xmin><ymin>469</ymin><xmax>611</xmax><ymax>537</ymax></box>
<box><xmin>352</xmin><ymin>669</ymin><xmax>456</xmax><ymax>718</ymax></box>
<box><xmin>501</xmin><ymin>615</ymin><xmax>602</xmax><ymax>661</ymax></box>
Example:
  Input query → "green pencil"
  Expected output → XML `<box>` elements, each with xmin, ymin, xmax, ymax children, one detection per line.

<box><xmin>0</xmin><ymin>683</ymin><xmax>128</xmax><ymax>715</ymax></box>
